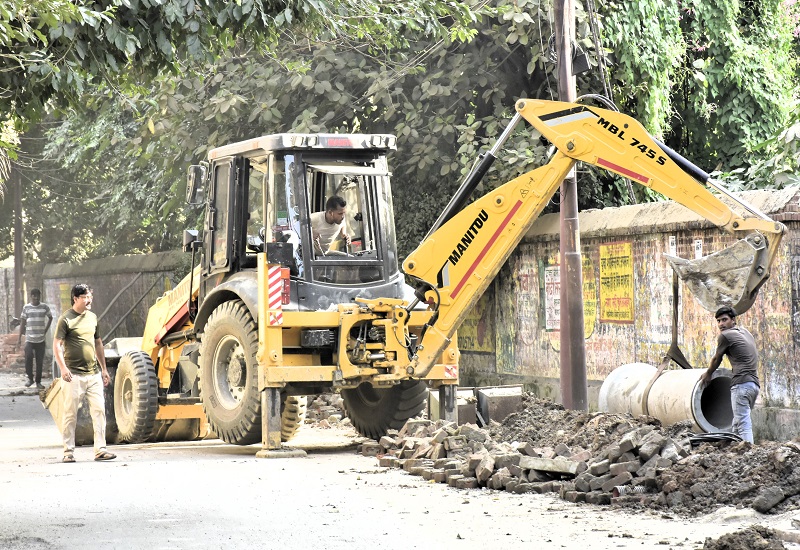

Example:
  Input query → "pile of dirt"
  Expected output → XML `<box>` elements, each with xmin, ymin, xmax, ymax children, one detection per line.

<box><xmin>489</xmin><ymin>393</ymin><xmax>689</xmax><ymax>451</ymax></box>
<box><xmin>702</xmin><ymin>525</ymin><xmax>786</xmax><ymax>549</ymax></box>
<box><xmin>488</xmin><ymin>393</ymin><xmax>800</xmax><ymax>517</ymax></box>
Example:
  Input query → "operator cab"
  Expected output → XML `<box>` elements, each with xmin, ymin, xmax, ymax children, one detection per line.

<box><xmin>188</xmin><ymin>133</ymin><xmax>408</xmax><ymax>311</ymax></box>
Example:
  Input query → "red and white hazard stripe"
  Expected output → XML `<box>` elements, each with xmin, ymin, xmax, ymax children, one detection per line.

<box><xmin>268</xmin><ymin>265</ymin><xmax>283</xmax><ymax>326</ymax></box>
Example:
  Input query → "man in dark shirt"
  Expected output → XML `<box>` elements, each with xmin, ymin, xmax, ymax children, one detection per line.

<box><xmin>700</xmin><ymin>306</ymin><xmax>759</xmax><ymax>443</ymax></box>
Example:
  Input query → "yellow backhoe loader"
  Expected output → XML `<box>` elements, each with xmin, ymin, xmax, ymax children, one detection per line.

<box><xmin>46</xmin><ymin>97</ymin><xmax>784</xmax><ymax>452</ymax></box>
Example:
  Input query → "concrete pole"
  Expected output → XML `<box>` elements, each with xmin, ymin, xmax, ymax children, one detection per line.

<box><xmin>554</xmin><ymin>0</ymin><xmax>588</xmax><ymax>411</ymax></box>
<box><xmin>13</xmin><ymin>165</ymin><xmax>24</xmax><ymax>315</ymax></box>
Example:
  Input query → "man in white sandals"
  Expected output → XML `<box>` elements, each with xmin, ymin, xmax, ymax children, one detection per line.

<box><xmin>54</xmin><ymin>284</ymin><xmax>116</xmax><ymax>463</ymax></box>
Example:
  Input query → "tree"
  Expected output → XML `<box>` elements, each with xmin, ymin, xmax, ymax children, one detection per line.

<box><xmin>5</xmin><ymin>0</ymin><xmax>799</xmax><ymax>263</ymax></box>
<box><xmin>0</xmin><ymin>0</ymin><xmax>483</xmax><ymax>262</ymax></box>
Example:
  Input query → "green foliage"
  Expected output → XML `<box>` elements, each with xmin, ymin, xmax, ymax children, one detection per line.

<box><xmin>713</xmin><ymin>100</ymin><xmax>800</xmax><ymax>190</ymax></box>
<box><xmin>0</xmin><ymin>0</ymin><xmax>480</xmax><ymax>126</ymax></box>
<box><xmin>4</xmin><ymin>0</ymin><xmax>798</xmax><ymax>264</ymax></box>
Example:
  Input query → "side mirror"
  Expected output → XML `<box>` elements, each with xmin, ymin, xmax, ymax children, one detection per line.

<box><xmin>183</xmin><ymin>229</ymin><xmax>202</xmax><ymax>252</ymax></box>
<box><xmin>186</xmin><ymin>164</ymin><xmax>208</xmax><ymax>205</ymax></box>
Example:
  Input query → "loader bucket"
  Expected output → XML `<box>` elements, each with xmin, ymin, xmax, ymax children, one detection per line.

<box><xmin>664</xmin><ymin>232</ymin><xmax>770</xmax><ymax>315</ymax></box>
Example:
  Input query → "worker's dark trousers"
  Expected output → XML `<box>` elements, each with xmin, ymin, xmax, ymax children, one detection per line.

<box><xmin>25</xmin><ymin>341</ymin><xmax>46</xmax><ymax>384</ymax></box>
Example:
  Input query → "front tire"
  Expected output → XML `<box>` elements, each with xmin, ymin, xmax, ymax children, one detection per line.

<box><xmin>114</xmin><ymin>351</ymin><xmax>158</xmax><ymax>443</ymax></box>
<box><xmin>342</xmin><ymin>380</ymin><xmax>427</xmax><ymax>440</ymax></box>
<box><xmin>199</xmin><ymin>300</ymin><xmax>261</xmax><ymax>445</ymax></box>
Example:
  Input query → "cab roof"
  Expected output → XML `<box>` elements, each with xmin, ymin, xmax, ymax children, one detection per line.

<box><xmin>208</xmin><ymin>133</ymin><xmax>397</xmax><ymax>160</ymax></box>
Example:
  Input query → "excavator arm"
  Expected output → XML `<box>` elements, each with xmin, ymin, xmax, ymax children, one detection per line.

<box><xmin>402</xmin><ymin>98</ymin><xmax>785</xmax><ymax>377</ymax></box>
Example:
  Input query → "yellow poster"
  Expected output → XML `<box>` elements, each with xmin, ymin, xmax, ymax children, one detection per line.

<box><xmin>599</xmin><ymin>241</ymin><xmax>634</xmax><ymax>323</ymax></box>
<box><xmin>457</xmin><ymin>292</ymin><xmax>495</xmax><ymax>352</ymax></box>
<box><xmin>544</xmin><ymin>255</ymin><xmax>596</xmax><ymax>341</ymax></box>
<box><xmin>582</xmin><ymin>255</ymin><xmax>597</xmax><ymax>337</ymax></box>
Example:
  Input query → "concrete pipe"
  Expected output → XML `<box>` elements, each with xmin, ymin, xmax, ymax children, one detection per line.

<box><xmin>598</xmin><ymin>363</ymin><xmax>733</xmax><ymax>433</ymax></box>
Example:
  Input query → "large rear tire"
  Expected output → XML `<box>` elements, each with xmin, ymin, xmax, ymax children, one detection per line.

<box><xmin>342</xmin><ymin>380</ymin><xmax>427</xmax><ymax>440</ymax></box>
<box><xmin>199</xmin><ymin>300</ymin><xmax>261</xmax><ymax>445</ymax></box>
<box><xmin>114</xmin><ymin>351</ymin><xmax>159</xmax><ymax>443</ymax></box>
<box><xmin>281</xmin><ymin>396</ymin><xmax>307</xmax><ymax>442</ymax></box>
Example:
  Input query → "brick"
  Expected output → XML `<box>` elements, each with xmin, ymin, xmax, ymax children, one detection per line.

<box><xmin>601</xmin><ymin>472</ymin><xmax>634</xmax><ymax>493</ymax></box>
<box><xmin>444</xmin><ymin>436</ymin><xmax>468</xmax><ymax>451</ymax></box>
<box><xmin>569</xmin><ymin>449</ymin><xmax>592</xmax><ymax>463</ymax></box>
<box><xmin>379</xmin><ymin>457</ymin><xmax>399</xmax><ymax>468</ymax></box>
<box><xmin>458</xmin><ymin>424</ymin><xmax>488</xmax><ymax>443</ymax></box>
<box><xmin>430</xmin><ymin>443</ymin><xmax>446</xmax><ymax>460</ymax></box>
<box><xmin>361</xmin><ymin>442</ymin><xmax>382</xmax><ymax>456</ymax></box>
<box><xmin>403</xmin><ymin>458</ymin><xmax>425</xmax><ymax>472</ymax></box>
<box><xmin>562</xmin><ymin>491</ymin><xmax>586</xmax><ymax>503</ymax></box>
<box><xmin>589</xmin><ymin>474</ymin><xmax>615</xmax><ymax>492</ymax></box>
<box><xmin>527</xmin><ymin>483</ymin><xmax>546</xmax><ymax>494</ymax></box>
<box><xmin>405</xmin><ymin>419</ymin><xmax>433</xmax><ymax>437</ymax></box>
<box><xmin>589</xmin><ymin>459</ymin><xmax>610</xmax><ymax>476</ymax></box>
<box><xmin>618</xmin><ymin>430</ymin><xmax>641</xmax><ymax>453</ymax></box>
<box><xmin>606</xmin><ymin>444</ymin><xmax>624</xmax><ymax>462</ymax></box>
<box><xmin>635</xmin><ymin>456</ymin><xmax>659</xmax><ymax>477</ymax></box>
<box><xmin>444</xmin><ymin>468</ymin><xmax>463</xmax><ymax>481</ymax></box>
<box><xmin>508</xmin><ymin>464</ymin><xmax>523</xmax><ymax>478</ymax></box>
<box><xmin>617</xmin><ymin>451</ymin><xmax>637</xmax><ymax>463</ymax></box>
<box><xmin>660</xmin><ymin>439</ymin><xmax>687</xmax><ymax>462</ymax></box>
<box><xmin>517</xmin><ymin>442</ymin><xmax>538</xmax><ymax>457</ymax></box>
<box><xmin>527</xmin><ymin>469</ymin><xmax>551</xmax><ymax>482</ymax></box>
<box><xmin>609</xmin><ymin>460</ymin><xmax>641</xmax><ymax>476</ymax></box>
<box><xmin>411</xmin><ymin>441</ymin><xmax>432</xmax><ymax>459</ymax></box>
<box><xmin>432</xmin><ymin>470</ymin><xmax>448</xmax><ymax>483</ymax></box>
<box><xmin>431</xmin><ymin>429</ymin><xmax>448</xmax><ymax>444</ymax></box>
<box><xmin>518</xmin><ymin>456</ymin><xmax>579</xmax><ymax>476</ymax></box>
<box><xmin>558</xmin><ymin>482</ymin><xmax>576</xmax><ymax>497</ymax></box>
<box><xmin>456</xmin><ymin>477</ymin><xmax>480</xmax><ymax>489</ymax></box>
<box><xmin>489</xmin><ymin>472</ymin><xmax>513</xmax><ymax>490</ymax></box>
<box><xmin>638</xmin><ymin>431</ymin><xmax>668</xmax><ymax>462</ymax></box>
<box><xmin>538</xmin><ymin>446</ymin><xmax>555</xmax><ymax>459</ymax></box>
<box><xmin>513</xmin><ymin>483</ymin><xmax>535</xmax><ymax>494</ymax></box>
<box><xmin>447</xmin><ymin>474</ymin><xmax>465</xmax><ymax>487</ymax></box>
<box><xmin>504</xmin><ymin>480</ymin><xmax>519</xmax><ymax>493</ymax></box>
<box><xmin>585</xmin><ymin>491</ymin><xmax>612</xmax><ymax>505</ymax></box>
<box><xmin>475</xmin><ymin>454</ymin><xmax>496</xmax><ymax>484</ymax></box>
<box><xmin>421</xmin><ymin>468</ymin><xmax>436</xmax><ymax>480</ymax></box>
<box><xmin>574</xmin><ymin>472</ymin><xmax>594</xmax><ymax>493</ymax></box>
<box><xmin>379</xmin><ymin>436</ymin><xmax>396</xmax><ymax>449</ymax></box>
<box><xmin>553</xmin><ymin>443</ymin><xmax>571</xmax><ymax>457</ymax></box>
<box><xmin>494</xmin><ymin>453</ymin><xmax>521</xmax><ymax>470</ymax></box>
<box><xmin>408</xmin><ymin>466</ymin><xmax>426</xmax><ymax>476</ymax></box>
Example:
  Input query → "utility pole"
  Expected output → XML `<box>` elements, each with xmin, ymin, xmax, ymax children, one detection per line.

<box><xmin>554</xmin><ymin>0</ymin><xmax>588</xmax><ymax>410</ymax></box>
<box><xmin>13</xmin><ymin>165</ymin><xmax>24</xmax><ymax>315</ymax></box>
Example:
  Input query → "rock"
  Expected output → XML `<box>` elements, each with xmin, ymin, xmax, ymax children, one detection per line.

<box><xmin>752</xmin><ymin>486</ymin><xmax>786</xmax><ymax>513</ymax></box>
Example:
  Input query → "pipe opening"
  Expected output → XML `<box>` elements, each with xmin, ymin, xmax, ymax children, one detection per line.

<box><xmin>695</xmin><ymin>375</ymin><xmax>733</xmax><ymax>432</ymax></box>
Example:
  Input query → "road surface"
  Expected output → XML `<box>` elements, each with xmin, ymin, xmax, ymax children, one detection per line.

<box><xmin>1</xmin><ymin>369</ymin><xmax>798</xmax><ymax>550</ymax></box>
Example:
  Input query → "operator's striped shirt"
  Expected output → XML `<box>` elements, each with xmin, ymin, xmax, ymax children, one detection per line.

<box><xmin>20</xmin><ymin>303</ymin><xmax>53</xmax><ymax>343</ymax></box>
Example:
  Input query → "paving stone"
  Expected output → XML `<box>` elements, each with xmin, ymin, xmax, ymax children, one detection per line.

<box><xmin>456</xmin><ymin>477</ymin><xmax>480</xmax><ymax>489</ymax></box>
<box><xmin>601</xmin><ymin>472</ymin><xmax>633</xmax><ymax>493</ymax></box>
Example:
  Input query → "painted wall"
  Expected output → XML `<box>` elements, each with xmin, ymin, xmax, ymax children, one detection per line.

<box><xmin>41</xmin><ymin>251</ymin><xmax>189</xmax><ymax>342</ymax></box>
<box><xmin>459</xmin><ymin>188</ymin><xmax>800</xmax><ymax>411</ymax></box>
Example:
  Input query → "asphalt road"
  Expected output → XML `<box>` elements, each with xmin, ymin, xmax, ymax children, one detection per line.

<box><xmin>2</xmin><ymin>368</ymin><xmax>799</xmax><ymax>550</ymax></box>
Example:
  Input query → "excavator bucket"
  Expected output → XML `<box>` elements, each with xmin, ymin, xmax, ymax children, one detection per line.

<box><xmin>664</xmin><ymin>232</ymin><xmax>770</xmax><ymax>315</ymax></box>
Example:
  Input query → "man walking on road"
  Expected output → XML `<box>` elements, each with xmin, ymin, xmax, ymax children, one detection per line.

<box><xmin>700</xmin><ymin>306</ymin><xmax>760</xmax><ymax>443</ymax></box>
<box><xmin>53</xmin><ymin>284</ymin><xmax>116</xmax><ymax>463</ymax></box>
<box><xmin>18</xmin><ymin>288</ymin><xmax>52</xmax><ymax>389</ymax></box>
